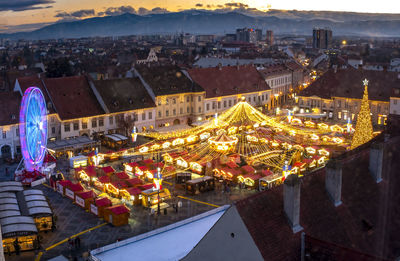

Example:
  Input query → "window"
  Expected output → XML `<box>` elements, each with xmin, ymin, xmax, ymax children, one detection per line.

<box><xmin>82</xmin><ymin>121</ymin><xmax>87</xmax><ymax>129</ymax></box>
<box><xmin>73</xmin><ymin>122</ymin><xmax>79</xmax><ymax>131</ymax></box>
<box><xmin>92</xmin><ymin>119</ymin><xmax>97</xmax><ymax>128</ymax></box>
<box><xmin>198</xmin><ymin>107</ymin><xmax>201</xmax><ymax>113</ymax></box>
<box><xmin>173</xmin><ymin>98</ymin><xmax>176</xmax><ymax>104</ymax></box>
<box><xmin>2</xmin><ymin>131</ymin><xmax>6</xmax><ymax>139</ymax></box>
<box><xmin>166</xmin><ymin>99</ymin><xmax>169</xmax><ymax>105</ymax></box>
<box><xmin>261</xmin><ymin>95</ymin><xmax>264</xmax><ymax>101</ymax></box>
<box><xmin>173</xmin><ymin>109</ymin><xmax>176</xmax><ymax>116</ymax></box>
<box><xmin>223</xmin><ymin>100</ymin><xmax>227</xmax><ymax>108</ymax></box>
<box><xmin>338</xmin><ymin>112</ymin><xmax>342</xmax><ymax>119</ymax></box>
<box><xmin>142</xmin><ymin>113</ymin><xmax>146</xmax><ymax>121</ymax></box>
<box><xmin>337</xmin><ymin>101</ymin><xmax>341</xmax><ymax>108</ymax></box>
<box><xmin>158</xmin><ymin>111</ymin><xmax>162</xmax><ymax>118</ymax></box>
<box><xmin>191</xmin><ymin>96</ymin><xmax>193</xmax><ymax>102</ymax></box>
<box><xmin>99</xmin><ymin>118</ymin><xmax>104</xmax><ymax>127</ymax></box>
<box><xmin>212</xmin><ymin>102</ymin><xmax>216</xmax><ymax>109</ymax></box>
<box><xmin>206</xmin><ymin>103</ymin><xmax>210</xmax><ymax>111</ymax></box>
<box><xmin>133</xmin><ymin>113</ymin><xmax>138</xmax><ymax>121</ymax></box>
<box><xmin>187</xmin><ymin>106</ymin><xmax>190</xmax><ymax>113</ymax></box>
<box><xmin>394</xmin><ymin>100</ymin><xmax>398</xmax><ymax>105</ymax></box>
<box><xmin>52</xmin><ymin>127</ymin><xmax>55</xmax><ymax>134</ymax></box>
<box><xmin>158</xmin><ymin>99</ymin><xmax>161</xmax><ymax>106</ymax></box>
<box><xmin>377</xmin><ymin>105</ymin><xmax>381</xmax><ymax>113</ymax></box>
<box><xmin>148</xmin><ymin>112</ymin><xmax>152</xmax><ymax>120</ymax></box>
<box><xmin>166</xmin><ymin>110</ymin><xmax>169</xmax><ymax>117</ymax></box>
<box><xmin>180</xmin><ymin>108</ymin><xmax>183</xmax><ymax>114</ymax></box>
<box><xmin>253</xmin><ymin>96</ymin><xmax>256</xmax><ymax>102</ymax></box>
<box><xmin>16</xmin><ymin>127</ymin><xmax>19</xmax><ymax>136</ymax></box>
<box><xmin>109</xmin><ymin>116</ymin><xmax>114</xmax><ymax>125</ymax></box>
<box><xmin>198</xmin><ymin>96</ymin><xmax>201</xmax><ymax>102</ymax></box>
<box><xmin>218</xmin><ymin>101</ymin><xmax>221</xmax><ymax>109</ymax></box>
<box><xmin>64</xmin><ymin>123</ymin><xmax>70</xmax><ymax>132</ymax></box>
<box><xmin>191</xmin><ymin>107</ymin><xmax>194</xmax><ymax>113</ymax></box>
<box><xmin>229</xmin><ymin>100</ymin><xmax>232</xmax><ymax>107</ymax></box>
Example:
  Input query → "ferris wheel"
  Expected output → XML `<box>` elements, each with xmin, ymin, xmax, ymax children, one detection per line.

<box><xmin>19</xmin><ymin>87</ymin><xmax>48</xmax><ymax>172</ymax></box>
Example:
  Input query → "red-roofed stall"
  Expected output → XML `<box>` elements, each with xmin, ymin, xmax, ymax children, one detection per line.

<box><xmin>104</xmin><ymin>204</ymin><xmax>130</xmax><ymax>226</ymax></box>
<box><xmin>90</xmin><ymin>197</ymin><xmax>112</xmax><ymax>218</ymax></box>
<box><xmin>124</xmin><ymin>162</ymin><xmax>139</xmax><ymax>174</ymax></box>
<box><xmin>113</xmin><ymin>171</ymin><xmax>130</xmax><ymax>182</ymax></box>
<box><xmin>100</xmin><ymin>166</ymin><xmax>115</xmax><ymax>177</ymax></box>
<box><xmin>120</xmin><ymin>187</ymin><xmax>142</xmax><ymax>205</ymax></box>
<box><xmin>65</xmin><ymin>183</ymin><xmax>84</xmax><ymax>201</ymax></box>
<box><xmin>75</xmin><ymin>190</ymin><xmax>96</xmax><ymax>210</ymax></box>
<box><xmin>57</xmin><ymin>180</ymin><xmax>72</xmax><ymax>196</ymax></box>
<box><xmin>125</xmin><ymin>178</ymin><xmax>143</xmax><ymax>187</ymax></box>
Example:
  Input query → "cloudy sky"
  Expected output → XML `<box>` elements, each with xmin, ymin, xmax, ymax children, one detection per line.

<box><xmin>0</xmin><ymin>0</ymin><xmax>399</xmax><ymax>32</ymax></box>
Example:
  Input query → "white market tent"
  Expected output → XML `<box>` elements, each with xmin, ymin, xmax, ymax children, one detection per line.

<box><xmin>91</xmin><ymin>205</ymin><xmax>229</xmax><ymax>261</ymax></box>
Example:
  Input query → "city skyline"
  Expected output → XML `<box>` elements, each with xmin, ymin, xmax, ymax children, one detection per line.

<box><xmin>1</xmin><ymin>0</ymin><xmax>400</xmax><ymax>33</ymax></box>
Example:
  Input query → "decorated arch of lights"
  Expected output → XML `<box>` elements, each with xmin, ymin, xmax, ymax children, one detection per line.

<box><xmin>136</xmin><ymin>100</ymin><xmax>354</xmax><ymax>179</ymax></box>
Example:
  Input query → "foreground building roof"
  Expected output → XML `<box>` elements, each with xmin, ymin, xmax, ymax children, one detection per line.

<box><xmin>91</xmin><ymin>206</ymin><xmax>229</xmax><ymax>261</ymax></box>
<box><xmin>235</xmin><ymin>133</ymin><xmax>400</xmax><ymax>260</ymax></box>
<box><xmin>299</xmin><ymin>67</ymin><xmax>400</xmax><ymax>101</ymax></box>
<box><xmin>187</xmin><ymin>65</ymin><xmax>270</xmax><ymax>99</ymax></box>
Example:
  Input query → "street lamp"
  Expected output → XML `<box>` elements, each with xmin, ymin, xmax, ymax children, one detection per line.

<box><xmin>156</xmin><ymin>167</ymin><xmax>162</xmax><ymax>215</ymax></box>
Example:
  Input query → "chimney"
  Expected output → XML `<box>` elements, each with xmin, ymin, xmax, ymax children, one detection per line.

<box><xmin>325</xmin><ymin>159</ymin><xmax>342</xmax><ymax>207</ymax></box>
<box><xmin>284</xmin><ymin>174</ymin><xmax>303</xmax><ymax>233</ymax></box>
<box><xmin>369</xmin><ymin>142</ymin><xmax>384</xmax><ymax>183</ymax></box>
<box><xmin>218</xmin><ymin>63</ymin><xmax>222</xmax><ymax>70</ymax></box>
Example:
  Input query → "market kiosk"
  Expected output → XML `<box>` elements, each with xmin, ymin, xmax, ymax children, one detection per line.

<box><xmin>103</xmin><ymin>205</ymin><xmax>130</xmax><ymax>226</ymax></box>
<box><xmin>90</xmin><ymin>197</ymin><xmax>112</xmax><ymax>218</ymax></box>
<box><xmin>75</xmin><ymin>190</ymin><xmax>96</xmax><ymax>210</ymax></box>
<box><xmin>120</xmin><ymin>187</ymin><xmax>142</xmax><ymax>205</ymax></box>
<box><xmin>56</xmin><ymin>180</ymin><xmax>72</xmax><ymax>196</ymax></box>
<box><xmin>185</xmin><ymin>176</ymin><xmax>215</xmax><ymax>195</ymax></box>
<box><xmin>141</xmin><ymin>188</ymin><xmax>171</xmax><ymax>208</ymax></box>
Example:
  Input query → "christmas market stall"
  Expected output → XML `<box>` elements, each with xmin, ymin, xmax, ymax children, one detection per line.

<box><xmin>20</xmin><ymin>190</ymin><xmax>53</xmax><ymax>231</ymax></box>
<box><xmin>103</xmin><ymin>204</ymin><xmax>130</xmax><ymax>226</ymax></box>
<box><xmin>93</xmin><ymin>175</ymin><xmax>111</xmax><ymax>192</ymax></box>
<box><xmin>1</xmin><ymin>216</ymin><xmax>39</xmax><ymax>254</ymax></box>
<box><xmin>185</xmin><ymin>176</ymin><xmax>215</xmax><ymax>195</ymax></box>
<box><xmin>65</xmin><ymin>183</ymin><xmax>84</xmax><ymax>201</ymax></box>
<box><xmin>100</xmin><ymin>166</ymin><xmax>115</xmax><ymax>177</ymax></box>
<box><xmin>141</xmin><ymin>188</ymin><xmax>172</xmax><ymax>208</ymax></box>
<box><xmin>119</xmin><ymin>187</ymin><xmax>142</xmax><ymax>205</ymax></box>
<box><xmin>56</xmin><ymin>180</ymin><xmax>72</xmax><ymax>196</ymax></box>
<box><xmin>90</xmin><ymin>197</ymin><xmax>112</xmax><ymax>218</ymax></box>
<box><xmin>76</xmin><ymin>166</ymin><xmax>97</xmax><ymax>184</ymax></box>
<box><xmin>75</xmin><ymin>190</ymin><xmax>96</xmax><ymax>210</ymax></box>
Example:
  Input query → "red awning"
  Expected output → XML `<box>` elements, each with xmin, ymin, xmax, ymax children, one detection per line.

<box><xmin>125</xmin><ymin>187</ymin><xmax>142</xmax><ymax>196</ymax></box>
<box><xmin>142</xmin><ymin>159</ymin><xmax>154</xmax><ymax>165</ymax></box>
<box><xmin>111</xmin><ymin>181</ymin><xmax>128</xmax><ymax>189</ymax></box>
<box><xmin>68</xmin><ymin>183</ymin><xmax>84</xmax><ymax>192</ymax></box>
<box><xmin>138</xmin><ymin>184</ymin><xmax>154</xmax><ymax>191</ymax></box>
<box><xmin>127</xmin><ymin>162</ymin><xmax>139</xmax><ymax>168</ymax></box>
<box><xmin>95</xmin><ymin>197</ymin><xmax>112</xmax><ymax>207</ymax></box>
<box><xmin>241</xmin><ymin>173</ymin><xmax>262</xmax><ymax>181</ymax></box>
<box><xmin>125</xmin><ymin>178</ymin><xmax>143</xmax><ymax>187</ymax></box>
<box><xmin>107</xmin><ymin>204</ymin><xmax>129</xmax><ymax>215</ymax></box>
<box><xmin>101</xmin><ymin>166</ymin><xmax>115</xmax><ymax>174</ymax></box>
<box><xmin>85</xmin><ymin>166</ymin><xmax>97</xmax><ymax>177</ymax></box>
<box><xmin>226</xmin><ymin>161</ymin><xmax>238</xmax><ymax>169</ymax></box>
<box><xmin>58</xmin><ymin>180</ymin><xmax>72</xmax><ymax>187</ymax></box>
<box><xmin>241</xmin><ymin>165</ymin><xmax>256</xmax><ymax>174</ymax></box>
<box><xmin>76</xmin><ymin>190</ymin><xmax>95</xmax><ymax>199</ymax></box>
<box><xmin>98</xmin><ymin>175</ymin><xmax>111</xmax><ymax>184</ymax></box>
<box><xmin>115</xmin><ymin>172</ymin><xmax>129</xmax><ymax>180</ymax></box>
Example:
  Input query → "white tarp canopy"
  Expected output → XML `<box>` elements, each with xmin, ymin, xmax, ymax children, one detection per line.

<box><xmin>91</xmin><ymin>206</ymin><xmax>228</xmax><ymax>261</ymax></box>
<box><xmin>23</xmin><ymin>190</ymin><xmax>44</xmax><ymax>196</ymax></box>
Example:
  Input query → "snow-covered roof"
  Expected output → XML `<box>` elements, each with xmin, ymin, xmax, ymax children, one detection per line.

<box><xmin>91</xmin><ymin>205</ymin><xmax>229</xmax><ymax>261</ymax></box>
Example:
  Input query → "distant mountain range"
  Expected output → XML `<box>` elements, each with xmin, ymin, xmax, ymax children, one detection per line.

<box><xmin>2</xmin><ymin>10</ymin><xmax>400</xmax><ymax>40</ymax></box>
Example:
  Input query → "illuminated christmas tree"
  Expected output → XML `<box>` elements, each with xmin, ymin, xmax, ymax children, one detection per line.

<box><xmin>350</xmin><ymin>79</ymin><xmax>374</xmax><ymax>150</ymax></box>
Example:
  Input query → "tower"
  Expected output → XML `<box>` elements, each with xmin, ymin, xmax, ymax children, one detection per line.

<box><xmin>350</xmin><ymin>79</ymin><xmax>374</xmax><ymax>150</ymax></box>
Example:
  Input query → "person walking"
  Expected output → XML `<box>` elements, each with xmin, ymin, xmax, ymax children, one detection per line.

<box><xmin>75</xmin><ymin>236</ymin><xmax>81</xmax><ymax>249</ymax></box>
